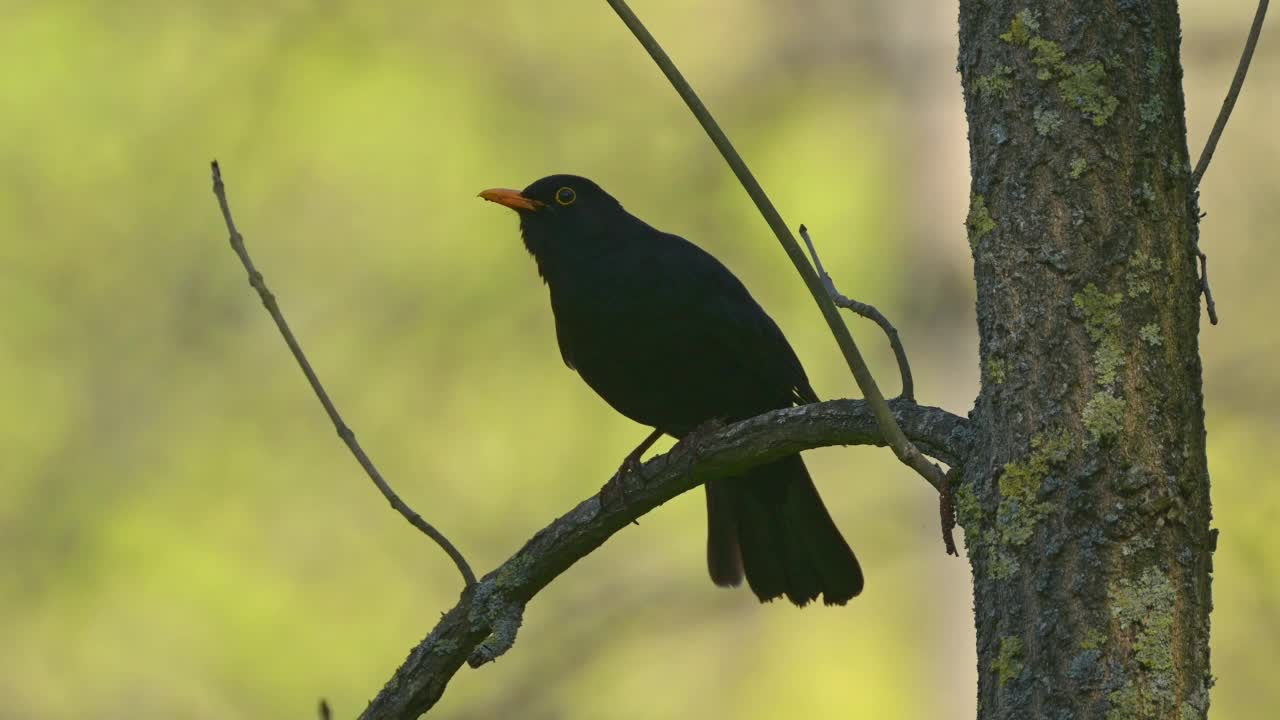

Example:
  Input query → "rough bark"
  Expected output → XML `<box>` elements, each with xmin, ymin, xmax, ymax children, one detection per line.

<box><xmin>956</xmin><ymin>2</ymin><xmax>1213</xmax><ymax>719</ymax></box>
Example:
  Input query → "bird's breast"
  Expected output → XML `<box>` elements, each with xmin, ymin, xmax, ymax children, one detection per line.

<box><xmin>544</xmin><ymin>259</ymin><xmax>706</xmax><ymax>430</ymax></box>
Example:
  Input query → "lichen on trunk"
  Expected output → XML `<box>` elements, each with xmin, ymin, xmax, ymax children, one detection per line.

<box><xmin>956</xmin><ymin>1</ymin><xmax>1213</xmax><ymax>718</ymax></box>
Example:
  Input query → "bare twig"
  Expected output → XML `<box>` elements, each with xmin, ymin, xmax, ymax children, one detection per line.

<box><xmin>1192</xmin><ymin>0</ymin><xmax>1269</xmax><ymax>185</ymax></box>
<box><xmin>319</xmin><ymin>700</ymin><xmax>332</xmax><ymax>720</ymax></box>
<box><xmin>1197</xmin><ymin>248</ymin><xmax>1220</xmax><ymax>325</ymax></box>
<box><xmin>359</xmin><ymin>399</ymin><xmax>972</xmax><ymax>719</ymax></box>
<box><xmin>209</xmin><ymin>160</ymin><xmax>476</xmax><ymax>588</ymax></box>
<box><xmin>1187</xmin><ymin>0</ymin><xmax>1263</xmax><ymax>325</ymax></box>
<box><xmin>800</xmin><ymin>222</ymin><xmax>940</xmax><ymax>545</ymax></box>
<box><xmin>799</xmin><ymin>224</ymin><xmax>915</xmax><ymax>401</ymax></box>
<box><xmin>603</xmin><ymin>0</ymin><xmax>950</xmax><ymax>501</ymax></box>
<box><xmin>939</xmin><ymin>467</ymin><xmax>959</xmax><ymax>557</ymax></box>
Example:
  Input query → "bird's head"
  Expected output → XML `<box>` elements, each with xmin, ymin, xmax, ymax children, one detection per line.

<box><xmin>479</xmin><ymin>174</ymin><xmax>625</xmax><ymax>268</ymax></box>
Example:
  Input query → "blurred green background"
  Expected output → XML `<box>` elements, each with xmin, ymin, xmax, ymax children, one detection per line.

<box><xmin>2</xmin><ymin>1</ymin><xmax>1275</xmax><ymax>717</ymax></box>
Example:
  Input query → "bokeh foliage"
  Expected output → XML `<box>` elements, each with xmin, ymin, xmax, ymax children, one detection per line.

<box><xmin>1</xmin><ymin>2</ymin><xmax>1274</xmax><ymax>718</ymax></box>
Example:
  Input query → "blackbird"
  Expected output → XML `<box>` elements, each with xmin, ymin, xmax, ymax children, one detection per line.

<box><xmin>480</xmin><ymin>174</ymin><xmax>862</xmax><ymax>606</ymax></box>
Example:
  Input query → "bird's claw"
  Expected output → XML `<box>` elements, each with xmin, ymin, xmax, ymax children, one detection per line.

<box><xmin>600</xmin><ymin>452</ymin><xmax>645</xmax><ymax>521</ymax></box>
<box><xmin>617</xmin><ymin>452</ymin><xmax>645</xmax><ymax>480</ymax></box>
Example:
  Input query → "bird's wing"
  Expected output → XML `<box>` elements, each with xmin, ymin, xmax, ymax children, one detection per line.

<box><xmin>707</xmin><ymin>290</ymin><xmax>820</xmax><ymax>407</ymax></box>
<box><xmin>656</xmin><ymin>231</ymin><xmax>819</xmax><ymax>410</ymax></box>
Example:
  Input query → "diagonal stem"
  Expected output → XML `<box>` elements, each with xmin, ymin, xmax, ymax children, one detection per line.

<box><xmin>1192</xmin><ymin>0</ymin><xmax>1269</xmax><ymax>185</ymax></box>
<box><xmin>209</xmin><ymin>161</ymin><xmax>476</xmax><ymax>588</ymax></box>
<box><xmin>603</xmin><ymin>0</ymin><xmax>948</xmax><ymax>496</ymax></box>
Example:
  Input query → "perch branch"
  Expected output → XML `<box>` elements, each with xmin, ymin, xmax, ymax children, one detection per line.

<box><xmin>359</xmin><ymin>398</ymin><xmax>972</xmax><ymax>719</ymax></box>
<box><xmin>799</xmin><ymin>224</ymin><xmax>915</xmax><ymax>401</ymax></box>
<box><xmin>1192</xmin><ymin>0</ymin><xmax>1269</xmax><ymax>185</ymax></box>
<box><xmin>209</xmin><ymin>161</ymin><xmax>476</xmax><ymax>588</ymax></box>
<box><xmin>603</xmin><ymin>0</ymin><xmax>950</xmax><ymax>501</ymax></box>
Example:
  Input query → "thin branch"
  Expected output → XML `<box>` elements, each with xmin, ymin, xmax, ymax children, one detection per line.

<box><xmin>1192</xmin><ymin>0</ymin><xmax>1269</xmax><ymax>185</ymax></box>
<box><xmin>603</xmin><ymin>0</ymin><xmax>950</xmax><ymax>499</ymax></box>
<box><xmin>796</xmin><ymin>228</ymin><xmax>945</xmax><ymax>546</ymax></box>
<box><xmin>359</xmin><ymin>399</ymin><xmax>972</xmax><ymax>719</ymax></box>
<box><xmin>209</xmin><ymin>161</ymin><xmax>477</xmax><ymax>588</ymax></box>
<box><xmin>799</xmin><ymin>224</ymin><xmax>915</xmax><ymax>401</ymax></box>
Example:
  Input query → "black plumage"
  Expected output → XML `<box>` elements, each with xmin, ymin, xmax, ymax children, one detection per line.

<box><xmin>480</xmin><ymin>174</ymin><xmax>862</xmax><ymax>606</ymax></box>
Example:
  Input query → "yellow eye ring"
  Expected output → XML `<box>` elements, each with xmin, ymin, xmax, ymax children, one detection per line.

<box><xmin>555</xmin><ymin>187</ymin><xmax>576</xmax><ymax>206</ymax></box>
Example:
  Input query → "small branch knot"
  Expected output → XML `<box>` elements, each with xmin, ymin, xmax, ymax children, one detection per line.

<box><xmin>466</xmin><ymin>584</ymin><xmax>526</xmax><ymax>667</ymax></box>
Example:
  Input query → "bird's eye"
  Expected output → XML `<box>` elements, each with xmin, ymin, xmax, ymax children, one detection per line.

<box><xmin>555</xmin><ymin>187</ymin><xmax>576</xmax><ymax>206</ymax></box>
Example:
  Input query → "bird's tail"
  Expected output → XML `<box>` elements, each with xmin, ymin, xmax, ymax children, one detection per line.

<box><xmin>705</xmin><ymin>454</ymin><xmax>863</xmax><ymax>606</ymax></box>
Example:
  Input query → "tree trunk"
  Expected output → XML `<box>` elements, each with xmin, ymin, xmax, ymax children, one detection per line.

<box><xmin>956</xmin><ymin>2</ymin><xmax>1213</xmax><ymax>718</ymax></box>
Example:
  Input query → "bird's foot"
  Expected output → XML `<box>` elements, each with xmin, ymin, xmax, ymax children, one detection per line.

<box><xmin>599</xmin><ymin>428</ymin><xmax>665</xmax><ymax>519</ymax></box>
<box><xmin>616</xmin><ymin>450</ymin><xmax>645</xmax><ymax>482</ymax></box>
<box><xmin>599</xmin><ymin>449</ymin><xmax>646</xmax><ymax>519</ymax></box>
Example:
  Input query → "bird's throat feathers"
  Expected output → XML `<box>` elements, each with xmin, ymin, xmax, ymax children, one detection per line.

<box><xmin>518</xmin><ymin>215</ymin><xmax>555</xmax><ymax>280</ymax></box>
<box><xmin>517</xmin><ymin>206</ymin><xmax>625</xmax><ymax>283</ymax></box>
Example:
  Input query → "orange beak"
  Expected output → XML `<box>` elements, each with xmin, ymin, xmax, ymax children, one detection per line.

<box><xmin>478</xmin><ymin>188</ymin><xmax>543</xmax><ymax>212</ymax></box>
